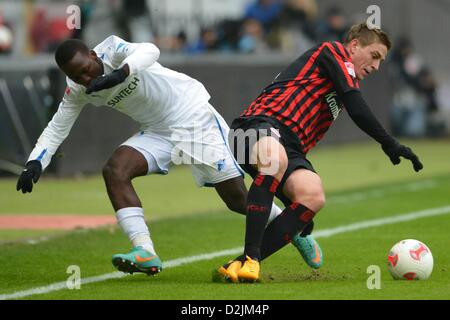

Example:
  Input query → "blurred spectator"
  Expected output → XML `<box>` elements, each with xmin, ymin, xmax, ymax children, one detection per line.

<box><xmin>155</xmin><ymin>31</ymin><xmax>188</xmax><ymax>53</ymax></box>
<box><xmin>216</xmin><ymin>19</ymin><xmax>242</xmax><ymax>52</ymax></box>
<box><xmin>0</xmin><ymin>13</ymin><xmax>13</xmax><ymax>54</ymax></box>
<box><xmin>316</xmin><ymin>6</ymin><xmax>348</xmax><ymax>42</ymax></box>
<box><xmin>172</xmin><ymin>31</ymin><xmax>188</xmax><ymax>52</ymax></box>
<box><xmin>389</xmin><ymin>36</ymin><xmax>445</xmax><ymax>138</ymax></box>
<box><xmin>30</xmin><ymin>9</ymin><xmax>48</xmax><ymax>53</ymax></box>
<box><xmin>47</xmin><ymin>17</ymin><xmax>75</xmax><ymax>52</ymax></box>
<box><xmin>417</xmin><ymin>68</ymin><xmax>446</xmax><ymax>136</ymax></box>
<box><xmin>116</xmin><ymin>0</ymin><xmax>154</xmax><ymax>43</ymax></box>
<box><xmin>278</xmin><ymin>0</ymin><xmax>318</xmax><ymax>53</ymax></box>
<box><xmin>389</xmin><ymin>36</ymin><xmax>426</xmax><ymax>137</ymax></box>
<box><xmin>244</xmin><ymin>0</ymin><xmax>282</xmax><ymax>33</ymax></box>
<box><xmin>30</xmin><ymin>7</ymin><xmax>75</xmax><ymax>53</ymax></box>
<box><xmin>238</xmin><ymin>18</ymin><xmax>269</xmax><ymax>54</ymax></box>
<box><xmin>185</xmin><ymin>27</ymin><xmax>219</xmax><ymax>54</ymax></box>
<box><xmin>280</xmin><ymin>0</ymin><xmax>318</xmax><ymax>41</ymax></box>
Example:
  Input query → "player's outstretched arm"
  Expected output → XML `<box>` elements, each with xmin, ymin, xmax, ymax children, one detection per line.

<box><xmin>342</xmin><ymin>90</ymin><xmax>423</xmax><ymax>172</ymax></box>
<box><xmin>16</xmin><ymin>91</ymin><xmax>84</xmax><ymax>194</ymax></box>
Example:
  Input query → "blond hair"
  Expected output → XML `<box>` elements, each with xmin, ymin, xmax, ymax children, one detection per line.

<box><xmin>345</xmin><ymin>22</ymin><xmax>392</xmax><ymax>50</ymax></box>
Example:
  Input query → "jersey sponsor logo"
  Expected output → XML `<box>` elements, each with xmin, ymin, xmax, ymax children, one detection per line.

<box><xmin>324</xmin><ymin>91</ymin><xmax>342</xmax><ymax>120</ymax></box>
<box><xmin>65</xmin><ymin>87</ymin><xmax>71</xmax><ymax>96</ymax></box>
<box><xmin>107</xmin><ymin>76</ymin><xmax>140</xmax><ymax>108</ymax></box>
<box><xmin>344</xmin><ymin>61</ymin><xmax>356</xmax><ymax>78</ymax></box>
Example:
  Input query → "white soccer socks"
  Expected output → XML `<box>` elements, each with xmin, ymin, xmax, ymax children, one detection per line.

<box><xmin>116</xmin><ymin>207</ymin><xmax>156</xmax><ymax>255</ymax></box>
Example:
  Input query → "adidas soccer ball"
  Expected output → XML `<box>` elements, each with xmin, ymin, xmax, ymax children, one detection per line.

<box><xmin>387</xmin><ymin>239</ymin><xmax>433</xmax><ymax>280</ymax></box>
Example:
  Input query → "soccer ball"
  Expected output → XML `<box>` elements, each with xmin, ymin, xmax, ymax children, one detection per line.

<box><xmin>387</xmin><ymin>239</ymin><xmax>433</xmax><ymax>280</ymax></box>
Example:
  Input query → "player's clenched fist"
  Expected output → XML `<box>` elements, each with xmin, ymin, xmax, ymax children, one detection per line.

<box><xmin>16</xmin><ymin>160</ymin><xmax>42</xmax><ymax>193</ymax></box>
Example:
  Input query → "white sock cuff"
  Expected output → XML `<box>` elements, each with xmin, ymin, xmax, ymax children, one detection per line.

<box><xmin>116</xmin><ymin>207</ymin><xmax>144</xmax><ymax>222</ymax></box>
<box><xmin>116</xmin><ymin>207</ymin><xmax>149</xmax><ymax>241</ymax></box>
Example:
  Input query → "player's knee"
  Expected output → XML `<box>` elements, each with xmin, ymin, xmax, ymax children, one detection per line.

<box><xmin>102</xmin><ymin>162</ymin><xmax>130</xmax><ymax>184</ymax></box>
<box><xmin>291</xmin><ymin>187</ymin><xmax>325</xmax><ymax>213</ymax></box>
<box><xmin>306</xmin><ymin>189</ymin><xmax>325</xmax><ymax>212</ymax></box>
<box><xmin>227</xmin><ymin>199</ymin><xmax>246</xmax><ymax>215</ymax></box>
<box><xmin>284</xmin><ymin>170</ymin><xmax>325</xmax><ymax>212</ymax></box>
<box><xmin>312</xmin><ymin>191</ymin><xmax>326</xmax><ymax>212</ymax></box>
<box><xmin>102</xmin><ymin>163</ymin><xmax>115</xmax><ymax>183</ymax></box>
<box><xmin>225</xmin><ymin>189</ymin><xmax>247</xmax><ymax>214</ymax></box>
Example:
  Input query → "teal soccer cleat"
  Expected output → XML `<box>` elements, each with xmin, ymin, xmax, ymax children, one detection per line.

<box><xmin>291</xmin><ymin>234</ymin><xmax>323</xmax><ymax>269</ymax></box>
<box><xmin>112</xmin><ymin>246</ymin><xmax>162</xmax><ymax>276</ymax></box>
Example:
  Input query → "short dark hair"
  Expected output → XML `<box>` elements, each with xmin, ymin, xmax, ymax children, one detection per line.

<box><xmin>345</xmin><ymin>22</ymin><xmax>392</xmax><ymax>51</ymax></box>
<box><xmin>54</xmin><ymin>39</ymin><xmax>90</xmax><ymax>67</ymax></box>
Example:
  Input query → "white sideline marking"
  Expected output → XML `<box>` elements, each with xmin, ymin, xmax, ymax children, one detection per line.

<box><xmin>326</xmin><ymin>180</ymin><xmax>436</xmax><ymax>204</ymax></box>
<box><xmin>1</xmin><ymin>205</ymin><xmax>450</xmax><ymax>300</ymax></box>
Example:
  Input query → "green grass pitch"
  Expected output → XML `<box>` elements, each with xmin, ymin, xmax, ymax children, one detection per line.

<box><xmin>0</xmin><ymin>139</ymin><xmax>449</xmax><ymax>300</ymax></box>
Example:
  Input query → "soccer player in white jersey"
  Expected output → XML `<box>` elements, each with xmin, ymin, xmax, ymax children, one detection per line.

<box><xmin>16</xmin><ymin>36</ymin><xmax>322</xmax><ymax>276</ymax></box>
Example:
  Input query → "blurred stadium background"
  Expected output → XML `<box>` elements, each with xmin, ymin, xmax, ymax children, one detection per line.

<box><xmin>0</xmin><ymin>0</ymin><xmax>449</xmax><ymax>176</ymax></box>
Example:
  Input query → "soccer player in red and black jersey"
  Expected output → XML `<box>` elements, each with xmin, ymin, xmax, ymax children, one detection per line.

<box><xmin>218</xmin><ymin>23</ymin><xmax>423</xmax><ymax>282</ymax></box>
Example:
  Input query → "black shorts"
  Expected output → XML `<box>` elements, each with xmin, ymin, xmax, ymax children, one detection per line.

<box><xmin>229</xmin><ymin>115</ymin><xmax>316</xmax><ymax>206</ymax></box>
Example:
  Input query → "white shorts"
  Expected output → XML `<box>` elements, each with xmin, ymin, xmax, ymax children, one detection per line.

<box><xmin>121</xmin><ymin>104</ymin><xmax>244</xmax><ymax>187</ymax></box>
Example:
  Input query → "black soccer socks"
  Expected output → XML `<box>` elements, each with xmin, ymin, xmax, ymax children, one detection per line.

<box><xmin>260</xmin><ymin>202</ymin><xmax>316</xmax><ymax>260</ymax></box>
<box><xmin>244</xmin><ymin>173</ymin><xmax>279</xmax><ymax>260</ymax></box>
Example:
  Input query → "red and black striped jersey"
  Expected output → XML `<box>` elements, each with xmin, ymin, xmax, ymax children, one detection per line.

<box><xmin>241</xmin><ymin>41</ymin><xmax>360</xmax><ymax>153</ymax></box>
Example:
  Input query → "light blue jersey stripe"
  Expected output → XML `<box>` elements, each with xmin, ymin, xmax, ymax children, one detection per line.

<box><xmin>36</xmin><ymin>149</ymin><xmax>47</xmax><ymax>161</ymax></box>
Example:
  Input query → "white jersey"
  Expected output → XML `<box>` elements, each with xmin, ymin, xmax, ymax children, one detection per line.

<box><xmin>27</xmin><ymin>35</ymin><xmax>213</xmax><ymax>170</ymax></box>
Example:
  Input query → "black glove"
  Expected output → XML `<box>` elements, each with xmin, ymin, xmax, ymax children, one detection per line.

<box><xmin>85</xmin><ymin>66</ymin><xmax>128</xmax><ymax>94</ymax></box>
<box><xmin>382</xmin><ymin>142</ymin><xmax>423</xmax><ymax>172</ymax></box>
<box><xmin>16</xmin><ymin>160</ymin><xmax>42</xmax><ymax>193</ymax></box>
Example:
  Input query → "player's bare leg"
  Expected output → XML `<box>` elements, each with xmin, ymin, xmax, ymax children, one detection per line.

<box><xmin>102</xmin><ymin>145</ymin><xmax>148</xmax><ymax>210</ymax></box>
<box><xmin>103</xmin><ymin>145</ymin><xmax>162</xmax><ymax>275</ymax></box>
<box><xmin>282</xmin><ymin>169</ymin><xmax>325</xmax><ymax>213</ymax></box>
<box><xmin>214</xmin><ymin>176</ymin><xmax>248</xmax><ymax>215</ymax></box>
